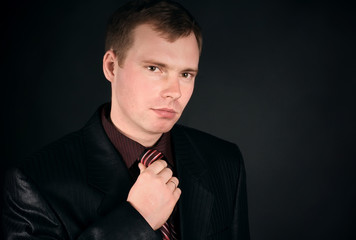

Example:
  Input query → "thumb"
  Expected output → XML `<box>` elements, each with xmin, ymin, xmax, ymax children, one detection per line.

<box><xmin>138</xmin><ymin>162</ymin><xmax>146</xmax><ymax>173</ymax></box>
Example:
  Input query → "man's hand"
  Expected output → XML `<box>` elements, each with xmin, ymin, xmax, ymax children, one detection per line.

<box><xmin>127</xmin><ymin>160</ymin><xmax>181</xmax><ymax>230</ymax></box>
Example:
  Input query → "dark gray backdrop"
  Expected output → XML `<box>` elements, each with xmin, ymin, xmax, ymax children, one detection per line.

<box><xmin>2</xmin><ymin>0</ymin><xmax>355</xmax><ymax>239</ymax></box>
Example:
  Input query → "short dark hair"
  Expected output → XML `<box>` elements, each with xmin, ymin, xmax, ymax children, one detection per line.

<box><xmin>105</xmin><ymin>0</ymin><xmax>202</xmax><ymax>65</ymax></box>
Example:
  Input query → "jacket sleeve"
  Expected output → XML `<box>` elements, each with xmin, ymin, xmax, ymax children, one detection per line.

<box><xmin>77</xmin><ymin>202</ymin><xmax>160</xmax><ymax>240</ymax></box>
<box><xmin>2</xmin><ymin>168</ymin><xmax>161</xmax><ymax>240</ymax></box>
<box><xmin>2</xmin><ymin>168</ymin><xmax>67</xmax><ymax>240</ymax></box>
<box><xmin>231</xmin><ymin>155</ymin><xmax>250</xmax><ymax>240</ymax></box>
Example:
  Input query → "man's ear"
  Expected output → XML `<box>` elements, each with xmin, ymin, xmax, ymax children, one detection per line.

<box><xmin>103</xmin><ymin>50</ymin><xmax>117</xmax><ymax>82</ymax></box>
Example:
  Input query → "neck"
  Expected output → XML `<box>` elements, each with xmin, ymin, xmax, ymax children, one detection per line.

<box><xmin>110</xmin><ymin>115</ymin><xmax>162</xmax><ymax>148</ymax></box>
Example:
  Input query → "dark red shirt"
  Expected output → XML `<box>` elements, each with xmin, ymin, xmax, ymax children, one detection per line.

<box><xmin>100</xmin><ymin>103</ymin><xmax>180</xmax><ymax>237</ymax></box>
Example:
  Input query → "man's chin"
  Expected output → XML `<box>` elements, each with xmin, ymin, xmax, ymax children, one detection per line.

<box><xmin>149</xmin><ymin>121</ymin><xmax>176</xmax><ymax>134</ymax></box>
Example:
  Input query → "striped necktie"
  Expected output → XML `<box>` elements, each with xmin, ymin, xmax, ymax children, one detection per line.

<box><xmin>140</xmin><ymin>149</ymin><xmax>177</xmax><ymax>240</ymax></box>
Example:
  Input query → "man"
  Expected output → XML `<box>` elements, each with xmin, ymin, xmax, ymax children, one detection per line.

<box><xmin>2</xmin><ymin>0</ymin><xmax>250</xmax><ymax>239</ymax></box>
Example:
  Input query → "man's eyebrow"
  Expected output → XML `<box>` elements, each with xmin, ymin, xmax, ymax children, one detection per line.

<box><xmin>141</xmin><ymin>60</ymin><xmax>198</xmax><ymax>74</ymax></box>
<box><xmin>141</xmin><ymin>60</ymin><xmax>167</xmax><ymax>68</ymax></box>
<box><xmin>183</xmin><ymin>68</ymin><xmax>199</xmax><ymax>74</ymax></box>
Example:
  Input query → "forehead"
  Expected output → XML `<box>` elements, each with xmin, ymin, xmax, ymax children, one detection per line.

<box><xmin>125</xmin><ymin>24</ymin><xmax>200</xmax><ymax>69</ymax></box>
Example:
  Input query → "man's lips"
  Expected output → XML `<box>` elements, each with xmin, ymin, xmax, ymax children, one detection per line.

<box><xmin>152</xmin><ymin>108</ymin><xmax>177</xmax><ymax>119</ymax></box>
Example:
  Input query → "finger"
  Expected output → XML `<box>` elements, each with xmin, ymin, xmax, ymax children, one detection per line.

<box><xmin>138</xmin><ymin>163</ymin><xmax>146</xmax><ymax>173</ymax></box>
<box><xmin>166</xmin><ymin>177</ymin><xmax>179</xmax><ymax>192</ymax></box>
<box><xmin>146</xmin><ymin>160</ymin><xmax>167</xmax><ymax>174</ymax></box>
<box><xmin>173</xmin><ymin>187</ymin><xmax>182</xmax><ymax>200</ymax></box>
<box><xmin>158</xmin><ymin>168</ymin><xmax>173</xmax><ymax>182</ymax></box>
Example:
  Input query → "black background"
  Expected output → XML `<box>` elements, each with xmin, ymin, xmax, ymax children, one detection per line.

<box><xmin>1</xmin><ymin>0</ymin><xmax>355</xmax><ymax>239</ymax></box>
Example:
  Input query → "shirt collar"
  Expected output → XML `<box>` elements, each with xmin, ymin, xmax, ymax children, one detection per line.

<box><xmin>101</xmin><ymin>103</ymin><xmax>174</xmax><ymax>169</ymax></box>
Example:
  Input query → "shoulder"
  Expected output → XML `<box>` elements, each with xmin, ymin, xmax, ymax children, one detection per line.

<box><xmin>172</xmin><ymin>124</ymin><xmax>242</xmax><ymax>157</ymax></box>
<box><xmin>172</xmin><ymin>124</ymin><xmax>244</xmax><ymax>176</ymax></box>
<box><xmin>12</xmin><ymin>129</ymin><xmax>87</xmax><ymax>193</ymax></box>
<box><xmin>24</xmin><ymin>130</ymin><xmax>85</xmax><ymax>169</ymax></box>
<box><xmin>3</xmin><ymin>129</ymin><xmax>91</xmax><ymax>220</ymax></box>
<box><xmin>18</xmin><ymin>107</ymin><xmax>104</xmax><ymax>181</ymax></box>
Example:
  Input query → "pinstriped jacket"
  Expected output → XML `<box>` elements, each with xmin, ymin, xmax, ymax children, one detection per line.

<box><xmin>2</xmin><ymin>106</ymin><xmax>250</xmax><ymax>240</ymax></box>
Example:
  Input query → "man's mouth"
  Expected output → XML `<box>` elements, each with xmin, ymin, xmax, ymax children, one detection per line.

<box><xmin>151</xmin><ymin>108</ymin><xmax>177</xmax><ymax>119</ymax></box>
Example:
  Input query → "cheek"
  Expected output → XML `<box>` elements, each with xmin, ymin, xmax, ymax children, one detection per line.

<box><xmin>118</xmin><ymin>77</ymin><xmax>157</xmax><ymax>108</ymax></box>
<box><xmin>181</xmin><ymin>84</ymin><xmax>195</xmax><ymax>105</ymax></box>
<box><xmin>115</xmin><ymin>71</ymin><xmax>142</xmax><ymax>97</ymax></box>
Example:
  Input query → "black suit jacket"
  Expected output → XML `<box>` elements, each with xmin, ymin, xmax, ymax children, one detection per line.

<box><xmin>2</xmin><ymin>107</ymin><xmax>250</xmax><ymax>239</ymax></box>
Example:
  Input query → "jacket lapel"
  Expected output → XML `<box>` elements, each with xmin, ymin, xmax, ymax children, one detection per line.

<box><xmin>82</xmin><ymin>109</ymin><xmax>214</xmax><ymax>237</ymax></box>
<box><xmin>83</xmin><ymin>108</ymin><xmax>134</xmax><ymax>215</ymax></box>
<box><xmin>172</xmin><ymin>125</ymin><xmax>214</xmax><ymax>239</ymax></box>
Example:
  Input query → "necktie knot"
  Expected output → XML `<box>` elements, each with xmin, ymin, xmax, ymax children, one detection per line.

<box><xmin>140</xmin><ymin>149</ymin><xmax>164</xmax><ymax>167</ymax></box>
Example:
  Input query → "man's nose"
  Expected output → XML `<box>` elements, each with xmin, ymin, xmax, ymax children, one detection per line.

<box><xmin>161</xmin><ymin>76</ymin><xmax>181</xmax><ymax>100</ymax></box>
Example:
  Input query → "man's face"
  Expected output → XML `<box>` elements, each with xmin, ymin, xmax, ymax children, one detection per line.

<box><xmin>109</xmin><ymin>24</ymin><xmax>200</xmax><ymax>143</ymax></box>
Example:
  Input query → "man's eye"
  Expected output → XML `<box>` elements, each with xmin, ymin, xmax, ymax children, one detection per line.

<box><xmin>147</xmin><ymin>66</ymin><xmax>158</xmax><ymax>72</ymax></box>
<box><xmin>182</xmin><ymin>73</ymin><xmax>193</xmax><ymax>78</ymax></box>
